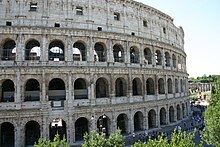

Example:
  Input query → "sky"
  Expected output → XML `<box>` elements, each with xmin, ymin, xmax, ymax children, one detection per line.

<box><xmin>137</xmin><ymin>0</ymin><xmax>220</xmax><ymax>77</ymax></box>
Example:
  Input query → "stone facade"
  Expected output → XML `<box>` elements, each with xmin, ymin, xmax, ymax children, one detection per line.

<box><xmin>0</xmin><ymin>0</ymin><xmax>190</xmax><ymax>146</ymax></box>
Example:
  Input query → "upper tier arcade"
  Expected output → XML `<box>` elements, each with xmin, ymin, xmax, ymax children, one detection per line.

<box><xmin>0</xmin><ymin>0</ymin><xmax>184</xmax><ymax>49</ymax></box>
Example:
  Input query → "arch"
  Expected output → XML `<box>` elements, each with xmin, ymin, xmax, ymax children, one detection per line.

<box><xmin>165</xmin><ymin>52</ymin><xmax>171</xmax><ymax>67</ymax></box>
<box><xmin>167</xmin><ymin>78</ymin><xmax>173</xmax><ymax>94</ymax></box>
<box><xmin>73</xmin><ymin>41</ymin><xmax>86</xmax><ymax>61</ymax></box>
<box><xmin>48</xmin><ymin>78</ymin><xmax>66</xmax><ymax>101</ymax></box>
<box><xmin>96</xmin><ymin>78</ymin><xmax>109</xmax><ymax>98</ymax></box>
<box><xmin>25</xmin><ymin>39</ymin><xmax>40</xmax><ymax>60</ymax></box>
<box><xmin>75</xmin><ymin>117</ymin><xmax>88</xmax><ymax>141</ymax></box>
<box><xmin>50</xmin><ymin>118</ymin><xmax>66</xmax><ymax>141</ymax></box>
<box><xmin>146</xmin><ymin>78</ymin><xmax>155</xmax><ymax>95</ymax></box>
<box><xmin>148</xmin><ymin>109</ymin><xmax>156</xmax><ymax>129</ymax></box>
<box><xmin>74</xmin><ymin>78</ymin><xmax>88</xmax><ymax>99</ymax></box>
<box><xmin>97</xmin><ymin>114</ymin><xmax>110</xmax><ymax>136</ymax></box>
<box><xmin>134</xmin><ymin>111</ymin><xmax>144</xmax><ymax>132</ymax></box>
<box><xmin>144</xmin><ymin>48</ymin><xmax>152</xmax><ymax>64</ymax></box>
<box><xmin>160</xmin><ymin>108</ymin><xmax>166</xmax><ymax>125</ymax></box>
<box><xmin>1</xmin><ymin>79</ymin><xmax>15</xmax><ymax>102</ymax></box>
<box><xmin>48</xmin><ymin>40</ymin><xmax>64</xmax><ymax>61</ymax></box>
<box><xmin>172</xmin><ymin>54</ymin><xmax>177</xmax><ymax>68</ymax></box>
<box><xmin>25</xmin><ymin>79</ymin><xmax>40</xmax><ymax>101</ymax></box>
<box><xmin>117</xmin><ymin>113</ymin><xmax>128</xmax><ymax>134</ymax></box>
<box><xmin>132</xmin><ymin>78</ymin><xmax>142</xmax><ymax>96</ymax></box>
<box><xmin>177</xmin><ymin>104</ymin><xmax>181</xmax><ymax>120</ymax></box>
<box><xmin>1</xmin><ymin>39</ymin><xmax>16</xmax><ymax>60</ymax></box>
<box><xmin>178</xmin><ymin>56</ymin><xmax>182</xmax><ymax>70</ymax></box>
<box><xmin>130</xmin><ymin>46</ymin><xmax>139</xmax><ymax>63</ymax></box>
<box><xmin>158</xmin><ymin>78</ymin><xmax>165</xmax><ymax>94</ymax></box>
<box><xmin>169</xmin><ymin>106</ymin><xmax>175</xmax><ymax>123</ymax></box>
<box><xmin>94</xmin><ymin>42</ymin><xmax>106</xmax><ymax>62</ymax></box>
<box><xmin>182</xmin><ymin>103</ymin><xmax>186</xmax><ymax>118</ymax></box>
<box><xmin>1</xmin><ymin>122</ymin><xmax>15</xmax><ymax>147</ymax></box>
<box><xmin>180</xmin><ymin>79</ymin><xmax>183</xmax><ymax>92</ymax></box>
<box><xmin>113</xmin><ymin>44</ymin><xmax>124</xmax><ymax>62</ymax></box>
<box><xmin>115</xmin><ymin>78</ymin><xmax>127</xmax><ymax>97</ymax></box>
<box><xmin>175</xmin><ymin>79</ymin><xmax>179</xmax><ymax>93</ymax></box>
<box><xmin>25</xmin><ymin>121</ymin><xmax>40</xmax><ymax>146</ymax></box>
<box><xmin>155</xmin><ymin>50</ymin><xmax>162</xmax><ymax>65</ymax></box>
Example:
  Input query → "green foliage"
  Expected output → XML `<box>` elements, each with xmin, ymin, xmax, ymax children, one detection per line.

<box><xmin>132</xmin><ymin>129</ymin><xmax>202</xmax><ymax>147</ymax></box>
<box><xmin>189</xmin><ymin>75</ymin><xmax>220</xmax><ymax>83</ymax></box>
<box><xmin>202</xmin><ymin>78</ymin><xmax>220</xmax><ymax>146</ymax></box>
<box><xmin>34</xmin><ymin>134</ymin><xmax>69</xmax><ymax>147</ymax></box>
<box><xmin>82</xmin><ymin>129</ymin><xmax>124</xmax><ymax>147</ymax></box>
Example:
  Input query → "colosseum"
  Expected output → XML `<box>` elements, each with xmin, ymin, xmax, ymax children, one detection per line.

<box><xmin>0</xmin><ymin>0</ymin><xmax>189</xmax><ymax>146</ymax></box>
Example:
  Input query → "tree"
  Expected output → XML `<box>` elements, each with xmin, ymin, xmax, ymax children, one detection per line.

<box><xmin>34</xmin><ymin>133</ymin><xmax>69</xmax><ymax>147</ymax></box>
<box><xmin>82</xmin><ymin>129</ymin><xmax>124</xmax><ymax>147</ymax></box>
<box><xmin>202</xmin><ymin>77</ymin><xmax>220</xmax><ymax>146</ymax></box>
<box><xmin>132</xmin><ymin>129</ymin><xmax>202</xmax><ymax>147</ymax></box>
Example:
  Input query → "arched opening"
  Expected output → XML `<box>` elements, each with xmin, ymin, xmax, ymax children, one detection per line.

<box><xmin>25</xmin><ymin>121</ymin><xmax>40</xmax><ymax>146</ymax></box>
<box><xmin>115</xmin><ymin>78</ymin><xmax>127</xmax><ymax>97</ymax></box>
<box><xmin>169</xmin><ymin>106</ymin><xmax>175</xmax><ymax>123</ymax></box>
<box><xmin>132</xmin><ymin>78</ymin><xmax>142</xmax><ymax>96</ymax></box>
<box><xmin>117</xmin><ymin>114</ymin><xmax>128</xmax><ymax>134</ymax></box>
<box><xmin>178</xmin><ymin>56</ymin><xmax>182</xmax><ymax>70</ymax></box>
<box><xmin>25</xmin><ymin>79</ymin><xmax>40</xmax><ymax>101</ymax></box>
<box><xmin>155</xmin><ymin>50</ymin><xmax>162</xmax><ymax>65</ymax></box>
<box><xmin>158</xmin><ymin>78</ymin><xmax>165</xmax><ymax>94</ymax></box>
<box><xmin>113</xmin><ymin>44</ymin><xmax>124</xmax><ymax>62</ymax></box>
<box><xmin>94</xmin><ymin>43</ymin><xmax>106</xmax><ymax>62</ymax></box>
<box><xmin>130</xmin><ymin>46</ymin><xmax>139</xmax><ymax>63</ymax></box>
<box><xmin>97</xmin><ymin>115</ymin><xmax>110</xmax><ymax>136</ymax></box>
<box><xmin>172</xmin><ymin>54</ymin><xmax>177</xmax><ymax>68</ymax></box>
<box><xmin>177</xmin><ymin>104</ymin><xmax>181</xmax><ymax>120</ymax></box>
<box><xmin>144</xmin><ymin>48</ymin><xmax>152</xmax><ymax>64</ymax></box>
<box><xmin>185</xmin><ymin>102</ymin><xmax>188</xmax><ymax>116</ymax></box>
<box><xmin>160</xmin><ymin>108</ymin><xmax>166</xmax><ymax>125</ymax></box>
<box><xmin>48</xmin><ymin>40</ymin><xmax>64</xmax><ymax>61</ymax></box>
<box><xmin>146</xmin><ymin>78</ymin><xmax>155</xmax><ymax>95</ymax></box>
<box><xmin>134</xmin><ymin>111</ymin><xmax>143</xmax><ymax>132</ymax></box>
<box><xmin>48</xmin><ymin>78</ymin><xmax>66</xmax><ymax>101</ymax></box>
<box><xmin>180</xmin><ymin>79</ymin><xmax>183</xmax><ymax>93</ymax></box>
<box><xmin>167</xmin><ymin>78</ymin><xmax>173</xmax><ymax>94</ymax></box>
<box><xmin>72</xmin><ymin>47</ymin><xmax>81</xmax><ymax>61</ymax></box>
<box><xmin>1</xmin><ymin>39</ymin><xmax>16</xmax><ymax>60</ymax></box>
<box><xmin>74</xmin><ymin>78</ymin><xmax>88</xmax><ymax>99</ymax></box>
<box><xmin>175</xmin><ymin>79</ymin><xmax>179</xmax><ymax>93</ymax></box>
<box><xmin>1</xmin><ymin>122</ymin><xmax>14</xmax><ymax>147</ymax></box>
<box><xmin>148</xmin><ymin>109</ymin><xmax>156</xmax><ymax>129</ymax></box>
<box><xmin>165</xmin><ymin>52</ymin><xmax>171</xmax><ymax>67</ymax></box>
<box><xmin>182</xmin><ymin>103</ymin><xmax>186</xmax><ymax>118</ymax></box>
<box><xmin>75</xmin><ymin>117</ymin><xmax>88</xmax><ymax>141</ymax></box>
<box><xmin>96</xmin><ymin>78</ymin><xmax>109</xmax><ymax>98</ymax></box>
<box><xmin>50</xmin><ymin>118</ymin><xmax>66</xmax><ymax>141</ymax></box>
<box><xmin>1</xmin><ymin>79</ymin><xmax>15</xmax><ymax>102</ymax></box>
<box><xmin>73</xmin><ymin>42</ymin><xmax>86</xmax><ymax>61</ymax></box>
<box><xmin>25</xmin><ymin>39</ymin><xmax>40</xmax><ymax>60</ymax></box>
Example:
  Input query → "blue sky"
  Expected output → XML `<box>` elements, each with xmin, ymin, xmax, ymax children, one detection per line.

<box><xmin>137</xmin><ymin>0</ymin><xmax>220</xmax><ymax>77</ymax></box>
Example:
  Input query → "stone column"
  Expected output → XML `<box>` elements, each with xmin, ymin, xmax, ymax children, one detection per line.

<box><xmin>41</xmin><ymin>34</ymin><xmax>48</xmax><ymax>62</ymax></box>
<box><xmin>125</xmin><ymin>41</ymin><xmax>130</xmax><ymax>64</ymax></box>
<box><xmin>16</xmin><ymin>33</ymin><xmax>24</xmax><ymax>62</ymax></box>
<box><xmin>107</xmin><ymin>39</ymin><xmax>114</xmax><ymax>63</ymax></box>
<box><xmin>68</xmin><ymin>115</ymin><xmax>74</xmax><ymax>145</ymax></box>
<box><xmin>155</xmin><ymin>75</ymin><xmax>158</xmax><ymax>96</ymax></box>
<box><xmin>15</xmin><ymin>124</ymin><xmax>22</xmax><ymax>147</ymax></box>
<box><xmin>89</xmin><ymin>74</ymin><xmax>95</xmax><ymax>105</ymax></box>
<box><xmin>151</xmin><ymin>45</ymin><xmax>156</xmax><ymax>66</ymax></box>
<box><xmin>166</xmin><ymin>104</ymin><xmax>170</xmax><ymax>125</ymax></box>
<box><xmin>157</xmin><ymin>107</ymin><xmax>161</xmax><ymax>128</ymax></box>
<box><xmin>129</xmin><ymin>110</ymin><xmax>134</xmax><ymax>134</ymax></box>
<box><xmin>41</xmin><ymin>70</ymin><xmax>46</xmax><ymax>102</ymax></box>
<box><xmin>42</xmin><ymin>114</ymin><xmax>50</xmax><ymax>139</ymax></box>
<box><xmin>110</xmin><ymin>75</ymin><xmax>115</xmax><ymax>104</ymax></box>
<box><xmin>65</xmin><ymin>36</ymin><xmax>72</xmax><ymax>62</ymax></box>
<box><xmin>15</xmin><ymin>72</ymin><xmax>21</xmax><ymax>103</ymax></box>
<box><xmin>128</xmin><ymin>73</ymin><xmax>133</xmax><ymax>103</ymax></box>
<box><xmin>139</xmin><ymin>43</ymin><xmax>144</xmax><ymax>65</ymax></box>
<box><xmin>67</xmin><ymin>72</ymin><xmax>73</xmax><ymax>105</ymax></box>
<box><xmin>87</xmin><ymin>37</ymin><xmax>94</xmax><ymax>62</ymax></box>
<box><xmin>161</xmin><ymin>48</ymin><xmax>165</xmax><ymax>67</ymax></box>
